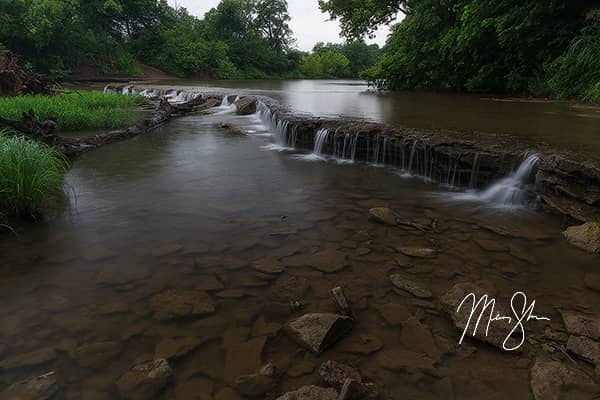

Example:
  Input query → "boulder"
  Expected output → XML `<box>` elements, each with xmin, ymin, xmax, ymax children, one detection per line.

<box><xmin>149</xmin><ymin>290</ymin><xmax>215</xmax><ymax>321</ymax></box>
<box><xmin>339</xmin><ymin>378</ymin><xmax>379</xmax><ymax>400</ymax></box>
<box><xmin>275</xmin><ymin>385</ymin><xmax>338</xmax><ymax>400</ymax></box>
<box><xmin>235</xmin><ymin>97</ymin><xmax>257</xmax><ymax>115</ymax></box>
<box><xmin>117</xmin><ymin>359</ymin><xmax>173</xmax><ymax>400</ymax></box>
<box><xmin>389</xmin><ymin>274</ymin><xmax>432</xmax><ymax>299</ymax></box>
<box><xmin>368</xmin><ymin>208</ymin><xmax>397</xmax><ymax>226</ymax></box>
<box><xmin>331</xmin><ymin>286</ymin><xmax>353</xmax><ymax>318</ymax></box>
<box><xmin>0</xmin><ymin>371</ymin><xmax>58</xmax><ymax>400</ymax></box>
<box><xmin>562</xmin><ymin>222</ymin><xmax>600</xmax><ymax>253</ymax></box>
<box><xmin>285</xmin><ymin>313</ymin><xmax>353</xmax><ymax>354</ymax></box>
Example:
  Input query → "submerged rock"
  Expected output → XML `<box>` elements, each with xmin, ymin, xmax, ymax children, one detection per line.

<box><xmin>561</xmin><ymin>312</ymin><xmax>600</xmax><ymax>340</ymax></box>
<box><xmin>71</xmin><ymin>341</ymin><xmax>121</xmax><ymax>368</ymax></box>
<box><xmin>154</xmin><ymin>337</ymin><xmax>202</xmax><ymax>360</ymax></box>
<box><xmin>567</xmin><ymin>335</ymin><xmax>600</xmax><ymax>365</ymax></box>
<box><xmin>149</xmin><ymin>290</ymin><xmax>215</xmax><ymax>321</ymax></box>
<box><xmin>375</xmin><ymin>349</ymin><xmax>435</xmax><ymax>371</ymax></box>
<box><xmin>396</xmin><ymin>246</ymin><xmax>437</xmax><ymax>259</ymax></box>
<box><xmin>0</xmin><ymin>348</ymin><xmax>57</xmax><ymax>371</ymax></box>
<box><xmin>0</xmin><ymin>371</ymin><xmax>58</xmax><ymax>400</ymax></box>
<box><xmin>285</xmin><ymin>313</ymin><xmax>353</xmax><ymax>354</ymax></box>
<box><xmin>584</xmin><ymin>273</ymin><xmax>600</xmax><ymax>292</ymax></box>
<box><xmin>441</xmin><ymin>281</ymin><xmax>522</xmax><ymax>351</ymax></box>
<box><xmin>275</xmin><ymin>385</ymin><xmax>338</xmax><ymax>400</ymax></box>
<box><xmin>368</xmin><ymin>208</ymin><xmax>397</xmax><ymax>226</ymax></box>
<box><xmin>530</xmin><ymin>359</ymin><xmax>593</xmax><ymax>400</ymax></box>
<box><xmin>224</xmin><ymin>337</ymin><xmax>267</xmax><ymax>382</ymax></box>
<box><xmin>562</xmin><ymin>222</ymin><xmax>600</xmax><ymax>253</ymax></box>
<box><xmin>389</xmin><ymin>274</ymin><xmax>433</xmax><ymax>299</ymax></box>
<box><xmin>318</xmin><ymin>360</ymin><xmax>361</xmax><ymax>388</ymax></box>
<box><xmin>234</xmin><ymin>363</ymin><xmax>277</xmax><ymax>397</ymax></box>
<box><xmin>117</xmin><ymin>359</ymin><xmax>173</xmax><ymax>400</ymax></box>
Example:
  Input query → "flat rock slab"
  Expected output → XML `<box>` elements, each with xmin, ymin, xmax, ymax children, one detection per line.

<box><xmin>584</xmin><ymin>273</ymin><xmax>600</xmax><ymax>292</ymax></box>
<box><xmin>338</xmin><ymin>333</ymin><xmax>383</xmax><ymax>355</ymax></box>
<box><xmin>441</xmin><ymin>282</ymin><xmax>521</xmax><ymax>351</ymax></box>
<box><xmin>369</xmin><ymin>208</ymin><xmax>397</xmax><ymax>226</ymax></box>
<box><xmin>377</xmin><ymin>303</ymin><xmax>413</xmax><ymax>326</ymax></box>
<box><xmin>224</xmin><ymin>337</ymin><xmax>267</xmax><ymax>383</ymax></box>
<box><xmin>389</xmin><ymin>274</ymin><xmax>432</xmax><ymax>299</ymax></box>
<box><xmin>150</xmin><ymin>290</ymin><xmax>215</xmax><ymax>321</ymax></box>
<box><xmin>155</xmin><ymin>337</ymin><xmax>202</xmax><ymax>360</ymax></box>
<box><xmin>375</xmin><ymin>349</ymin><xmax>435</xmax><ymax>371</ymax></box>
<box><xmin>284</xmin><ymin>249</ymin><xmax>349</xmax><ymax>273</ymax></box>
<box><xmin>117</xmin><ymin>359</ymin><xmax>173</xmax><ymax>400</ymax></box>
<box><xmin>396</xmin><ymin>247</ymin><xmax>437</xmax><ymax>259</ymax></box>
<box><xmin>0</xmin><ymin>348</ymin><xmax>56</xmax><ymax>371</ymax></box>
<box><xmin>95</xmin><ymin>264</ymin><xmax>150</xmax><ymax>286</ymax></box>
<box><xmin>530</xmin><ymin>359</ymin><xmax>594</xmax><ymax>400</ymax></box>
<box><xmin>567</xmin><ymin>335</ymin><xmax>600</xmax><ymax>365</ymax></box>
<box><xmin>561</xmin><ymin>312</ymin><xmax>600</xmax><ymax>339</ymax></box>
<box><xmin>562</xmin><ymin>222</ymin><xmax>600</xmax><ymax>253</ymax></box>
<box><xmin>286</xmin><ymin>313</ymin><xmax>353</xmax><ymax>354</ymax></box>
<box><xmin>0</xmin><ymin>371</ymin><xmax>58</xmax><ymax>400</ymax></box>
<box><xmin>71</xmin><ymin>341</ymin><xmax>121</xmax><ymax>368</ymax></box>
<box><xmin>275</xmin><ymin>385</ymin><xmax>338</xmax><ymax>400</ymax></box>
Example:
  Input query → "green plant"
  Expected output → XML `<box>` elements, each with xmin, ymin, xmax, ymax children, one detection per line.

<box><xmin>0</xmin><ymin>131</ymin><xmax>70</xmax><ymax>219</ymax></box>
<box><xmin>0</xmin><ymin>91</ymin><xmax>144</xmax><ymax>131</ymax></box>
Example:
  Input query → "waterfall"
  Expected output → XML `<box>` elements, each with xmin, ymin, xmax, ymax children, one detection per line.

<box><xmin>314</xmin><ymin>129</ymin><xmax>330</xmax><ymax>155</ymax></box>
<box><xmin>451</xmin><ymin>154</ymin><xmax>539</xmax><ymax>207</ymax></box>
<box><xmin>221</xmin><ymin>96</ymin><xmax>230</xmax><ymax>107</ymax></box>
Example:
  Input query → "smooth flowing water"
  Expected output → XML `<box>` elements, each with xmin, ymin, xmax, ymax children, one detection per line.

<box><xmin>1</xmin><ymin>82</ymin><xmax>599</xmax><ymax>399</ymax></box>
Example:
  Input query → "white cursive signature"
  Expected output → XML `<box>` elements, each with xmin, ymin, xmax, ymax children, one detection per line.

<box><xmin>456</xmin><ymin>291</ymin><xmax>550</xmax><ymax>351</ymax></box>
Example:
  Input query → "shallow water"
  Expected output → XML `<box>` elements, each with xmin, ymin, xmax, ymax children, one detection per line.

<box><xmin>0</xmin><ymin>92</ymin><xmax>599</xmax><ymax>399</ymax></box>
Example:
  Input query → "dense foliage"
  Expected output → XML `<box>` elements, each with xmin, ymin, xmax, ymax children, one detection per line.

<box><xmin>0</xmin><ymin>91</ymin><xmax>144</xmax><ymax>131</ymax></box>
<box><xmin>0</xmin><ymin>0</ymin><xmax>379</xmax><ymax>80</ymax></box>
<box><xmin>321</xmin><ymin>0</ymin><xmax>600</xmax><ymax>101</ymax></box>
<box><xmin>0</xmin><ymin>131</ymin><xmax>69</xmax><ymax>219</ymax></box>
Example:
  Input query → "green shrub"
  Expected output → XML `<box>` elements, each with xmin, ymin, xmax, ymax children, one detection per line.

<box><xmin>0</xmin><ymin>132</ymin><xmax>70</xmax><ymax>219</ymax></box>
<box><xmin>0</xmin><ymin>91</ymin><xmax>144</xmax><ymax>131</ymax></box>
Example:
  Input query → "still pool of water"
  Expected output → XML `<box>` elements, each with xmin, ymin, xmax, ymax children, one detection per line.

<box><xmin>160</xmin><ymin>79</ymin><xmax>600</xmax><ymax>157</ymax></box>
<box><xmin>1</xmin><ymin>85</ymin><xmax>599</xmax><ymax>399</ymax></box>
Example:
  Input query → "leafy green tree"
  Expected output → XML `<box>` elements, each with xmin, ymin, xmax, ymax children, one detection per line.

<box><xmin>253</xmin><ymin>0</ymin><xmax>293</xmax><ymax>53</ymax></box>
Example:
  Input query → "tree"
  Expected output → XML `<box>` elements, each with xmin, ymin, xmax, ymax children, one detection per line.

<box><xmin>318</xmin><ymin>0</ymin><xmax>407</xmax><ymax>39</ymax></box>
<box><xmin>253</xmin><ymin>0</ymin><xmax>293</xmax><ymax>53</ymax></box>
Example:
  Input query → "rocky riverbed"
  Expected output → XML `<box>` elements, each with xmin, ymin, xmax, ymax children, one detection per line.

<box><xmin>0</xmin><ymin>87</ymin><xmax>598</xmax><ymax>399</ymax></box>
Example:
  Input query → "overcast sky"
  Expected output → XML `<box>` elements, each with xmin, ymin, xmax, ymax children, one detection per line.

<box><xmin>168</xmin><ymin>0</ymin><xmax>402</xmax><ymax>51</ymax></box>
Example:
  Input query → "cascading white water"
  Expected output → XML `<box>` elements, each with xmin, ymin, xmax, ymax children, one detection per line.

<box><xmin>451</xmin><ymin>154</ymin><xmax>539</xmax><ymax>207</ymax></box>
<box><xmin>314</xmin><ymin>129</ymin><xmax>330</xmax><ymax>155</ymax></box>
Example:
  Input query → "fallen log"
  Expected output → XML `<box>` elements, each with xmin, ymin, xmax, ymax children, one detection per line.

<box><xmin>0</xmin><ymin>95</ymin><xmax>221</xmax><ymax>158</ymax></box>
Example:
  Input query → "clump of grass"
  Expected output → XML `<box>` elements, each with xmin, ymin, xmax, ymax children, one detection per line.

<box><xmin>0</xmin><ymin>131</ymin><xmax>70</xmax><ymax>219</ymax></box>
<box><xmin>0</xmin><ymin>91</ymin><xmax>145</xmax><ymax>131</ymax></box>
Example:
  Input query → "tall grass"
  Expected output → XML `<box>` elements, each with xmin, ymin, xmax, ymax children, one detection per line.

<box><xmin>549</xmin><ymin>27</ymin><xmax>600</xmax><ymax>103</ymax></box>
<box><xmin>0</xmin><ymin>131</ymin><xmax>70</xmax><ymax>219</ymax></box>
<box><xmin>0</xmin><ymin>91</ymin><xmax>145</xmax><ymax>131</ymax></box>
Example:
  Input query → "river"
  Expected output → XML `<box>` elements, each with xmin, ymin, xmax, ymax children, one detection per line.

<box><xmin>0</xmin><ymin>81</ymin><xmax>598</xmax><ymax>399</ymax></box>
